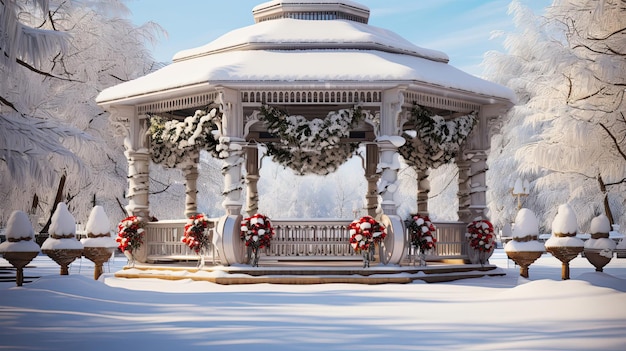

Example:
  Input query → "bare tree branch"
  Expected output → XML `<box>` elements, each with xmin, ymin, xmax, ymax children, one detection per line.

<box><xmin>599</xmin><ymin>122</ymin><xmax>626</xmax><ymax>161</ymax></box>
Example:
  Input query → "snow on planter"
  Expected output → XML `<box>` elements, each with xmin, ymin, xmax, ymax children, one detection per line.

<box><xmin>81</xmin><ymin>206</ymin><xmax>116</xmax><ymax>248</ymax></box>
<box><xmin>545</xmin><ymin>203</ymin><xmax>584</xmax><ymax>280</ymax></box>
<box><xmin>504</xmin><ymin>208</ymin><xmax>544</xmax><ymax>278</ymax></box>
<box><xmin>81</xmin><ymin>206</ymin><xmax>116</xmax><ymax>280</ymax></box>
<box><xmin>584</xmin><ymin>214</ymin><xmax>615</xmax><ymax>272</ymax></box>
<box><xmin>0</xmin><ymin>210</ymin><xmax>41</xmax><ymax>286</ymax></box>
<box><xmin>41</xmin><ymin>203</ymin><xmax>83</xmax><ymax>275</ymax></box>
<box><xmin>0</xmin><ymin>210</ymin><xmax>40</xmax><ymax>253</ymax></box>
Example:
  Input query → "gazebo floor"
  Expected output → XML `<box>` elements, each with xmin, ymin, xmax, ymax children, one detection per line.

<box><xmin>114</xmin><ymin>259</ymin><xmax>505</xmax><ymax>284</ymax></box>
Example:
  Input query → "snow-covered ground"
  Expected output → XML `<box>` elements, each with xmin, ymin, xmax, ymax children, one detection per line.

<box><xmin>1</xmin><ymin>249</ymin><xmax>625</xmax><ymax>351</ymax></box>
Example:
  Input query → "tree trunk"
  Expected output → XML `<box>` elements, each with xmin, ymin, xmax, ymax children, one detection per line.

<box><xmin>597</xmin><ymin>174</ymin><xmax>615</xmax><ymax>225</ymax></box>
<box><xmin>39</xmin><ymin>173</ymin><xmax>67</xmax><ymax>235</ymax></box>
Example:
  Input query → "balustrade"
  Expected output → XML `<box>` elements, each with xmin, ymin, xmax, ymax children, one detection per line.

<box><xmin>143</xmin><ymin>219</ymin><xmax>468</xmax><ymax>262</ymax></box>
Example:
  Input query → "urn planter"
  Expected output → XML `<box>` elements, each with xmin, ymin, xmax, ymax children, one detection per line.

<box><xmin>545</xmin><ymin>245</ymin><xmax>583</xmax><ymax>280</ymax></box>
<box><xmin>82</xmin><ymin>247</ymin><xmax>115</xmax><ymax>279</ymax></box>
<box><xmin>2</xmin><ymin>251</ymin><xmax>39</xmax><ymax>286</ymax></box>
<box><xmin>506</xmin><ymin>251</ymin><xmax>542</xmax><ymax>278</ymax></box>
<box><xmin>42</xmin><ymin>249</ymin><xmax>84</xmax><ymax>275</ymax></box>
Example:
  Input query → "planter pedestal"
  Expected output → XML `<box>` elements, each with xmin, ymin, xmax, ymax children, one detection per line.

<box><xmin>546</xmin><ymin>246</ymin><xmax>583</xmax><ymax>280</ymax></box>
<box><xmin>467</xmin><ymin>248</ymin><xmax>494</xmax><ymax>266</ymax></box>
<box><xmin>42</xmin><ymin>249</ymin><xmax>83</xmax><ymax>275</ymax></box>
<box><xmin>506</xmin><ymin>251</ymin><xmax>542</xmax><ymax>278</ymax></box>
<box><xmin>584</xmin><ymin>249</ymin><xmax>612</xmax><ymax>272</ymax></box>
<box><xmin>83</xmin><ymin>247</ymin><xmax>115</xmax><ymax>279</ymax></box>
<box><xmin>2</xmin><ymin>251</ymin><xmax>39</xmax><ymax>286</ymax></box>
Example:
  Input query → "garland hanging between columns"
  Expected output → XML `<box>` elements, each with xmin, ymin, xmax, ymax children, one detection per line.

<box><xmin>399</xmin><ymin>104</ymin><xmax>477</xmax><ymax>172</ymax></box>
<box><xmin>148</xmin><ymin>107</ymin><xmax>236</xmax><ymax>168</ymax></box>
<box><xmin>259</xmin><ymin>105</ymin><xmax>366</xmax><ymax>176</ymax></box>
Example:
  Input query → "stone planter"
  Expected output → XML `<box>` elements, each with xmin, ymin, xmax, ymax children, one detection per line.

<box><xmin>584</xmin><ymin>249</ymin><xmax>612</xmax><ymax>272</ymax></box>
<box><xmin>506</xmin><ymin>251</ymin><xmax>542</xmax><ymax>278</ymax></box>
<box><xmin>82</xmin><ymin>247</ymin><xmax>115</xmax><ymax>279</ymax></box>
<box><xmin>2</xmin><ymin>251</ymin><xmax>39</xmax><ymax>286</ymax></box>
<box><xmin>42</xmin><ymin>249</ymin><xmax>83</xmax><ymax>275</ymax></box>
<box><xmin>467</xmin><ymin>248</ymin><xmax>494</xmax><ymax>266</ymax></box>
<box><xmin>545</xmin><ymin>245</ymin><xmax>583</xmax><ymax>280</ymax></box>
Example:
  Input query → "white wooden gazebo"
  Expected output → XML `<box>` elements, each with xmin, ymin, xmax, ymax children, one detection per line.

<box><xmin>96</xmin><ymin>0</ymin><xmax>514</xmax><ymax>265</ymax></box>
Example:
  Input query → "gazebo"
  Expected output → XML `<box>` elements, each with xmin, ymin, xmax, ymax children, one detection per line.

<box><xmin>96</xmin><ymin>0</ymin><xmax>515</xmax><ymax>266</ymax></box>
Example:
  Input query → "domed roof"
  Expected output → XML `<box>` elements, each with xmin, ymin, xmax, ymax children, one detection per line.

<box><xmin>96</xmin><ymin>0</ymin><xmax>515</xmax><ymax>105</ymax></box>
<box><xmin>172</xmin><ymin>18</ymin><xmax>448</xmax><ymax>63</ymax></box>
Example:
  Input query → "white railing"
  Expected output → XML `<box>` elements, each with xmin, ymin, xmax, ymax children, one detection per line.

<box><xmin>265</xmin><ymin>219</ymin><xmax>356</xmax><ymax>258</ymax></box>
<box><xmin>145</xmin><ymin>220</ymin><xmax>218</xmax><ymax>262</ymax></box>
<box><xmin>143</xmin><ymin>218</ymin><xmax>469</xmax><ymax>262</ymax></box>
<box><xmin>433</xmin><ymin>222</ymin><xmax>468</xmax><ymax>257</ymax></box>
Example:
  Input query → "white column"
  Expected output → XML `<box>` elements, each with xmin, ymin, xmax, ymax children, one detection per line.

<box><xmin>217</xmin><ymin>88</ymin><xmax>246</xmax><ymax>216</ymax></box>
<box><xmin>376</xmin><ymin>88</ymin><xmax>405</xmax><ymax>216</ymax></box>
<box><xmin>112</xmin><ymin>106</ymin><xmax>150</xmax><ymax>220</ymax></box>
<box><xmin>377</xmin><ymin>141</ymin><xmax>400</xmax><ymax>215</ymax></box>
<box><xmin>111</xmin><ymin>106</ymin><xmax>149</xmax><ymax>263</ymax></box>
<box><xmin>125</xmin><ymin>149</ymin><xmax>150</xmax><ymax>219</ymax></box>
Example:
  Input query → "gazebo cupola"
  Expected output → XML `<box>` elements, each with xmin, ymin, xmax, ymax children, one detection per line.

<box><xmin>96</xmin><ymin>0</ymin><xmax>515</xmax><ymax>265</ymax></box>
<box><xmin>252</xmin><ymin>0</ymin><xmax>370</xmax><ymax>23</ymax></box>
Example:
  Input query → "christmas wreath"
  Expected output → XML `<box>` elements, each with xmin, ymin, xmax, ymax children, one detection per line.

<box><xmin>347</xmin><ymin>216</ymin><xmax>386</xmax><ymax>253</ymax></box>
<box><xmin>182</xmin><ymin>214</ymin><xmax>211</xmax><ymax>254</ymax></box>
<box><xmin>116</xmin><ymin>216</ymin><xmax>144</xmax><ymax>253</ymax></box>
<box><xmin>240</xmin><ymin>213</ymin><xmax>275</xmax><ymax>249</ymax></box>
<box><xmin>406</xmin><ymin>214</ymin><xmax>437</xmax><ymax>253</ymax></box>
<box><xmin>466</xmin><ymin>219</ymin><xmax>496</xmax><ymax>252</ymax></box>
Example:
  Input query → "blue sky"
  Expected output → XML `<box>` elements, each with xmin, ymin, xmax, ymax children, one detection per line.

<box><xmin>126</xmin><ymin>0</ymin><xmax>552</xmax><ymax>77</ymax></box>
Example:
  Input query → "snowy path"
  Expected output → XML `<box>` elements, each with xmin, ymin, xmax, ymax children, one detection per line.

<box><xmin>1</xmin><ymin>250</ymin><xmax>625</xmax><ymax>351</ymax></box>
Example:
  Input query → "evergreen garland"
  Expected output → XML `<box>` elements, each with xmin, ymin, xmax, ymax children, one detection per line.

<box><xmin>149</xmin><ymin>108</ymin><xmax>225</xmax><ymax>168</ymax></box>
<box><xmin>259</xmin><ymin>105</ymin><xmax>365</xmax><ymax>175</ymax></box>
<box><xmin>399</xmin><ymin>104</ymin><xmax>477</xmax><ymax>172</ymax></box>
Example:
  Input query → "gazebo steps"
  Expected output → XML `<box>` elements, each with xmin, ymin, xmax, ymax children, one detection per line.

<box><xmin>114</xmin><ymin>262</ymin><xmax>505</xmax><ymax>284</ymax></box>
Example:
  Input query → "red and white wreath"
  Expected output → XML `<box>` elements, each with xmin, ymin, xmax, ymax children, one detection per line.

<box><xmin>348</xmin><ymin>216</ymin><xmax>386</xmax><ymax>253</ymax></box>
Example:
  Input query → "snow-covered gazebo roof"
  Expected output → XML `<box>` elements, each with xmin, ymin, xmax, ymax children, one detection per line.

<box><xmin>96</xmin><ymin>0</ymin><xmax>515</xmax><ymax>107</ymax></box>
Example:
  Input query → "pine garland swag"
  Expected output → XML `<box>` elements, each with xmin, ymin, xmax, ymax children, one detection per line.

<box><xmin>399</xmin><ymin>104</ymin><xmax>477</xmax><ymax>172</ymax></box>
<box><xmin>259</xmin><ymin>105</ymin><xmax>366</xmax><ymax>175</ymax></box>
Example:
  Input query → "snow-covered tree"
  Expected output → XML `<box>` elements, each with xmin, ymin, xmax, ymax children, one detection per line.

<box><xmin>485</xmin><ymin>0</ymin><xmax>625</xmax><ymax>231</ymax></box>
<box><xmin>0</xmin><ymin>0</ymin><xmax>186</xmax><ymax>229</ymax></box>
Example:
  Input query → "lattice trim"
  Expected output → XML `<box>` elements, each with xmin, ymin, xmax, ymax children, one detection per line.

<box><xmin>403</xmin><ymin>91</ymin><xmax>480</xmax><ymax>113</ymax></box>
<box><xmin>241</xmin><ymin>90</ymin><xmax>382</xmax><ymax>105</ymax></box>
<box><xmin>137</xmin><ymin>92</ymin><xmax>220</xmax><ymax>114</ymax></box>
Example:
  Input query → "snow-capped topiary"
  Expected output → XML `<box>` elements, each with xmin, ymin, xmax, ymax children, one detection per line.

<box><xmin>42</xmin><ymin>203</ymin><xmax>84</xmax><ymax>250</ymax></box>
<box><xmin>546</xmin><ymin>204</ymin><xmax>584</xmax><ymax>249</ymax></box>
<box><xmin>512</xmin><ymin>208</ymin><xmax>539</xmax><ymax>239</ymax></box>
<box><xmin>589</xmin><ymin>214</ymin><xmax>611</xmax><ymax>236</ymax></box>
<box><xmin>550</xmin><ymin>203</ymin><xmax>578</xmax><ymax>236</ymax></box>
<box><xmin>81</xmin><ymin>206</ymin><xmax>116</xmax><ymax>248</ymax></box>
<box><xmin>0</xmin><ymin>211</ymin><xmax>40</xmax><ymax>253</ymax></box>
<box><xmin>505</xmin><ymin>209</ymin><xmax>545</xmax><ymax>252</ymax></box>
